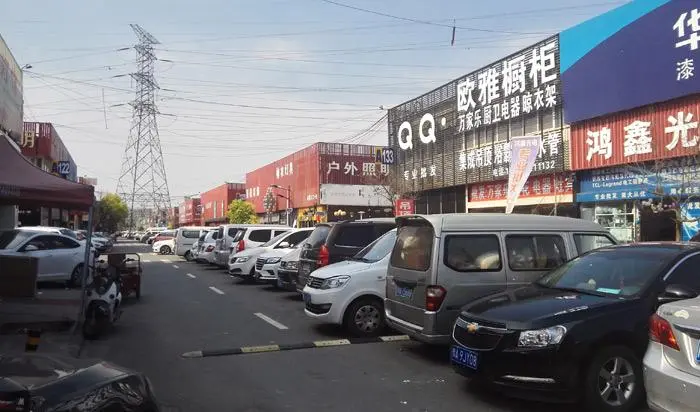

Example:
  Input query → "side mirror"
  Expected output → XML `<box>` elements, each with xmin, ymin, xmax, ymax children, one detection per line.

<box><xmin>659</xmin><ymin>284</ymin><xmax>699</xmax><ymax>304</ymax></box>
<box><xmin>24</xmin><ymin>244</ymin><xmax>39</xmax><ymax>252</ymax></box>
<box><xmin>277</xmin><ymin>242</ymin><xmax>290</xmax><ymax>249</ymax></box>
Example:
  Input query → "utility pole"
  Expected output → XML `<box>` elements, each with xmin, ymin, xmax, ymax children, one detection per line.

<box><xmin>117</xmin><ymin>24</ymin><xmax>171</xmax><ymax>230</ymax></box>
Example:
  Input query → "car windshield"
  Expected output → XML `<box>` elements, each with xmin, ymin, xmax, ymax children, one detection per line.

<box><xmin>353</xmin><ymin>230</ymin><xmax>397</xmax><ymax>263</ymax></box>
<box><xmin>0</xmin><ymin>230</ymin><xmax>33</xmax><ymax>250</ymax></box>
<box><xmin>536</xmin><ymin>247</ymin><xmax>679</xmax><ymax>297</ymax></box>
<box><xmin>261</xmin><ymin>232</ymin><xmax>288</xmax><ymax>248</ymax></box>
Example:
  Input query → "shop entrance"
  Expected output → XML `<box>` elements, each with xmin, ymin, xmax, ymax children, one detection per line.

<box><xmin>639</xmin><ymin>208</ymin><xmax>677</xmax><ymax>241</ymax></box>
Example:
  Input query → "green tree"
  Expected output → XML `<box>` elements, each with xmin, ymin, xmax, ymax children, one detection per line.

<box><xmin>95</xmin><ymin>193</ymin><xmax>129</xmax><ymax>233</ymax></box>
<box><xmin>227</xmin><ymin>200</ymin><xmax>258</xmax><ymax>224</ymax></box>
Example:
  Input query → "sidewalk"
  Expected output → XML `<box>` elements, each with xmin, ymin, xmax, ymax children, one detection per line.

<box><xmin>0</xmin><ymin>287</ymin><xmax>82</xmax><ymax>335</ymax></box>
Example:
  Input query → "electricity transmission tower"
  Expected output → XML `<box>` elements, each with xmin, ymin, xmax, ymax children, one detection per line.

<box><xmin>117</xmin><ymin>24</ymin><xmax>171</xmax><ymax>230</ymax></box>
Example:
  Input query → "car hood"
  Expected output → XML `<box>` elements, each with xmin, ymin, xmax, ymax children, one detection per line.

<box><xmin>281</xmin><ymin>247</ymin><xmax>302</xmax><ymax>262</ymax></box>
<box><xmin>234</xmin><ymin>246</ymin><xmax>271</xmax><ymax>258</ymax></box>
<box><xmin>259</xmin><ymin>249</ymin><xmax>293</xmax><ymax>259</ymax></box>
<box><xmin>461</xmin><ymin>285</ymin><xmax>631</xmax><ymax>330</ymax></box>
<box><xmin>309</xmin><ymin>259</ymin><xmax>372</xmax><ymax>280</ymax></box>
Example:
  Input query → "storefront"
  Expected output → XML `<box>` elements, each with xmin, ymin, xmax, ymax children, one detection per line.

<box><xmin>390</xmin><ymin>35</ymin><xmax>566</xmax><ymax>214</ymax></box>
<box><xmin>200</xmin><ymin>182</ymin><xmax>245</xmax><ymax>226</ymax></box>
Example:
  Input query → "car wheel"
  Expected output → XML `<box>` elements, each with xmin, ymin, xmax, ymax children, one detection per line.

<box><xmin>184</xmin><ymin>251</ymin><xmax>193</xmax><ymax>262</ymax></box>
<box><xmin>69</xmin><ymin>264</ymin><xmax>84</xmax><ymax>288</ymax></box>
<box><xmin>344</xmin><ymin>296</ymin><xmax>385</xmax><ymax>337</ymax></box>
<box><xmin>160</xmin><ymin>245</ymin><xmax>172</xmax><ymax>255</ymax></box>
<box><xmin>583</xmin><ymin>345</ymin><xmax>644</xmax><ymax>412</ymax></box>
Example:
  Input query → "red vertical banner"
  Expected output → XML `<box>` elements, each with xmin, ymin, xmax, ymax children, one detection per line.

<box><xmin>394</xmin><ymin>198</ymin><xmax>415</xmax><ymax>216</ymax></box>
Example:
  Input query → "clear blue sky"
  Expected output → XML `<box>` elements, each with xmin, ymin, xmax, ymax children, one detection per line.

<box><xmin>1</xmin><ymin>0</ymin><xmax>626</xmax><ymax>201</ymax></box>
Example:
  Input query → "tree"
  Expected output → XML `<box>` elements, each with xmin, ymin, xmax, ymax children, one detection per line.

<box><xmin>227</xmin><ymin>200</ymin><xmax>259</xmax><ymax>224</ymax></box>
<box><xmin>94</xmin><ymin>193</ymin><xmax>129</xmax><ymax>233</ymax></box>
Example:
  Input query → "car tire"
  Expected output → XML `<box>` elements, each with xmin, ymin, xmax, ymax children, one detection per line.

<box><xmin>582</xmin><ymin>345</ymin><xmax>644</xmax><ymax>412</ymax></box>
<box><xmin>69</xmin><ymin>264</ymin><xmax>84</xmax><ymax>288</ymax></box>
<box><xmin>344</xmin><ymin>296</ymin><xmax>385</xmax><ymax>338</ymax></box>
<box><xmin>160</xmin><ymin>245</ymin><xmax>172</xmax><ymax>255</ymax></box>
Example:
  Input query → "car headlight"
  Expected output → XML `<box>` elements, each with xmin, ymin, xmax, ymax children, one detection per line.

<box><xmin>517</xmin><ymin>325</ymin><xmax>567</xmax><ymax>348</ymax></box>
<box><xmin>236</xmin><ymin>257</ymin><xmax>250</xmax><ymax>263</ymax></box>
<box><xmin>320</xmin><ymin>275</ymin><xmax>350</xmax><ymax>289</ymax></box>
<box><xmin>287</xmin><ymin>261</ymin><xmax>298</xmax><ymax>270</ymax></box>
<box><xmin>266</xmin><ymin>257</ymin><xmax>281</xmax><ymax>264</ymax></box>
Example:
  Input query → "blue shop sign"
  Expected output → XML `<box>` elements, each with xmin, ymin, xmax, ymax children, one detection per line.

<box><xmin>576</xmin><ymin>160</ymin><xmax>700</xmax><ymax>203</ymax></box>
<box><xmin>681</xmin><ymin>202</ymin><xmax>700</xmax><ymax>241</ymax></box>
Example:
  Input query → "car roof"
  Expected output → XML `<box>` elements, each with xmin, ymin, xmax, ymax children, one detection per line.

<box><xmin>599</xmin><ymin>242</ymin><xmax>700</xmax><ymax>253</ymax></box>
<box><xmin>398</xmin><ymin>213</ymin><xmax>607</xmax><ymax>236</ymax></box>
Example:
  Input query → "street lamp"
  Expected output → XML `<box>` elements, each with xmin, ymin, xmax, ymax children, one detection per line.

<box><xmin>269</xmin><ymin>184</ymin><xmax>292</xmax><ymax>227</ymax></box>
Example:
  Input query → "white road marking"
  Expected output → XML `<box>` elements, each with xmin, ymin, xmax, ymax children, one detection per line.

<box><xmin>160</xmin><ymin>259</ymin><xmax>169</xmax><ymax>263</ymax></box>
<box><xmin>172</xmin><ymin>265</ymin><xmax>180</xmax><ymax>269</ymax></box>
<box><xmin>209</xmin><ymin>286</ymin><xmax>225</xmax><ymax>295</ymax></box>
<box><xmin>142</xmin><ymin>260</ymin><xmax>151</xmax><ymax>263</ymax></box>
<box><xmin>186</xmin><ymin>273</ymin><xmax>196</xmax><ymax>279</ymax></box>
<box><xmin>254</xmin><ymin>312</ymin><xmax>289</xmax><ymax>330</ymax></box>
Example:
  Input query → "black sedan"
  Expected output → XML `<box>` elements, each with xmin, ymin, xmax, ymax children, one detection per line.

<box><xmin>450</xmin><ymin>243</ymin><xmax>700</xmax><ymax>412</ymax></box>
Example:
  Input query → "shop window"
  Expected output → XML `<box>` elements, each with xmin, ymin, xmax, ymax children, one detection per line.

<box><xmin>574</xmin><ymin>234</ymin><xmax>616</xmax><ymax>255</ymax></box>
<box><xmin>444</xmin><ymin>235</ymin><xmax>502</xmax><ymax>272</ymax></box>
<box><xmin>505</xmin><ymin>235</ymin><xmax>567</xmax><ymax>270</ymax></box>
<box><xmin>594</xmin><ymin>202</ymin><xmax>635</xmax><ymax>242</ymax></box>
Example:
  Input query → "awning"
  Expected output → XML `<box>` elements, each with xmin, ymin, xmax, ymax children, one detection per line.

<box><xmin>0</xmin><ymin>135</ymin><xmax>94</xmax><ymax>210</ymax></box>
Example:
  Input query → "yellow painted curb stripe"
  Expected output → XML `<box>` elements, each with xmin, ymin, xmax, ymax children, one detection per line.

<box><xmin>312</xmin><ymin>339</ymin><xmax>351</xmax><ymax>347</ymax></box>
<box><xmin>241</xmin><ymin>344</ymin><xmax>280</xmax><ymax>353</ymax></box>
<box><xmin>379</xmin><ymin>335</ymin><xmax>410</xmax><ymax>342</ymax></box>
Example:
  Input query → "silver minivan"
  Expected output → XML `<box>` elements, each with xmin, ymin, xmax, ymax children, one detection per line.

<box><xmin>384</xmin><ymin>213</ymin><xmax>617</xmax><ymax>345</ymax></box>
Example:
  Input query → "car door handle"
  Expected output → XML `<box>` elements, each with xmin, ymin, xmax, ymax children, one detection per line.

<box><xmin>377</xmin><ymin>276</ymin><xmax>385</xmax><ymax>280</ymax></box>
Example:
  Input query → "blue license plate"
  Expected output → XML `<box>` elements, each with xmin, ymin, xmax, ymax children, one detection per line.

<box><xmin>451</xmin><ymin>345</ymin><xmax>478</xmax><ymax>370</ymax></box>
<box><xmin>396</xmin><ymin>286</ymin><xmax>413</xmax><ymax>299</ymax></box>
<box><xmin>696</xmin><ymin>341</ymin><xmax>700</xmax><ymax>363</ymax></box>
<box><xmin>303</xmin><ymin>292</ymin><xmax>311</xmax><ymax>305</ymax></box>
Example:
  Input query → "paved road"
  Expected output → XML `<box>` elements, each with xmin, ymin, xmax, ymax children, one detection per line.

<box><xmin>79</xmin><ymin>241</ymin><xmax>648</xmax><ymax>412</ymax></box>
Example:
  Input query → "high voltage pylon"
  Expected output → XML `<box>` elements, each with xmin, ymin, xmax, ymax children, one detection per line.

<box><xmin>117</xmin><ymin>24</ymin><xmax>171</xmax><ymax>229</ymax></box>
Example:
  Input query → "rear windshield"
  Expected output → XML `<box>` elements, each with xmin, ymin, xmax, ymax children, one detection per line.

<box><xmin>390</xmin><ymin>224</ymin><xmax>434</xmax><ymax>271</ymax></box>
<box><xmin>306</xmin><ymin>225</ymin><xmax>332</xmax><ymax>248</ymax></box>
<box><xmin>232</xmin><ymin>229</ymin><xmax>246</xmax><ymax>242</ymax></box>
<box><xmin>334</xmin><ymin>224</ymin><xmax>377</xmax><ymax>247</ymax></box>
<box><xmin>0</xmin><ymin>230</ymin><xmax>32</xmax><ymax>250</ymax></box>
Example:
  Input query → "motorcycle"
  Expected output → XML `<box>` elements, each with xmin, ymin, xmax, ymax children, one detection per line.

<box><xmin>82</xmin><ymin>257</ymin><xmax>125</xmax><ymax>340</ymax></box>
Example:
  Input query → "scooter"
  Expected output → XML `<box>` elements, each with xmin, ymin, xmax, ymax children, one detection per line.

<box><xmin>83</xmin><ymin>258</ymin><xmax>124</xmax><ymax>340</ymax></box>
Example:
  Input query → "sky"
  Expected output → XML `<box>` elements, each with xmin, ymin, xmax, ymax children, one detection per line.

<box><xmin>1</xmin><ymin>0</ymin><xmax>627</xmax><ymax>204</ymax></box>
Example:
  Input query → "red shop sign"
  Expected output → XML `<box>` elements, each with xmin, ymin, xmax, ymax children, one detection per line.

<box><xmin>468</xmin><ymin>173</ymin><xmax>573</xmax><ymax>203</ymax></box>
<box><xmin>394</xmin><ymin>198</ymin><xmax>415</xmax><ymax>216</ymax></box>
<box><xmin>570</xmin><ymin>95</ymin><xmax>700</xmax><ymax>171</ymax></box>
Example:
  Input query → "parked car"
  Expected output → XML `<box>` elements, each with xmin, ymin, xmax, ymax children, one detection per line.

<box><xmin>644</xmin><ymin>295</ymin><xmax>700</xmax><ymax>412</ymax></box>
<box><xmin>196</xmin><ymin>230</ymin><xmax>220</xmax><ymax>264</ymax></box>
<box><xmin>303</xmin><ymin>229</ymin><xmax>397</xmax><ymax>337</ymax></box>
<box><xmin>298</xmin><ymin>218</ymin><xmax>396</xmax><ymax>293</ymax></box>
<box><xmin>225</xmin><ymin>225</ymin><xmax>291</xmax><ymax>266</ymax></box>
<box><xmin>20</xmin><ymin>226</ymin><xmax>104</xmax><ymax>256</ymax></box>
<box><xmin>0</xmin><ymin>229</ymin><xmax>94</xmax><ymax>286</ymax></box>
<box><xmin>153</xmin><ymin>238</ymin><xmax>175</xmax><ymax>255</ymax></box>
<box><xmin>173</xmin><ymin>226</ymin><xmax>211</xmax><ymax>260</ymax></box>
<box><xmin>450</xmin><ymin>242</ymin><xmax>700</xmax><ymax>412</ymax></box>
<box><xmin>385</xmin><ymin>213</ymin><xmax>616</xmax><ymax>345</ymax></box>
<box><xmin>277</xmin><ymin>242</ymin><xmax>305</xmax><ymax>291</ymax></box>
<box><xmin>214</xmin><ymin>224</ymin><xmax>253</xmax><ymax>268</ymax></box>
<box><xmin>230</xmin><ymin>228</ymin><xmax>313</xmax><ymax>281</ymax></box>
<box><xmin>256</xmin><ymin>248</ymin><xmax>295</xmax><ymax>285</ymax></box>
<box><xmin>151</xmin><ymin>230</ymin><xmax>176</xmax><ymax>245</ymax></box>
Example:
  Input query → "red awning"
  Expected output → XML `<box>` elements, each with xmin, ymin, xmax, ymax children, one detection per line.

<box><xmin>0</xmin><ymin>136</ymin><xmax>94</xmax><ymax>210</ymax></box>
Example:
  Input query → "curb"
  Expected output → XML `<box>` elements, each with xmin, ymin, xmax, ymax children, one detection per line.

<box><xmin>0</xmin><ymin>319</ymin><xmax>75</xmax><ymax>335</ymax></box>
<box><xmin>181</xmin><ymin>335</ymin><xmax>410</xmax><ymax>358</ymax></box>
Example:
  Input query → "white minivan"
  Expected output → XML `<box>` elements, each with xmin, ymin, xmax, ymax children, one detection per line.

<box><xmin>173</xmin><ymin>226</ymin><xmax>211</xmax><ymax>260</ymax></box>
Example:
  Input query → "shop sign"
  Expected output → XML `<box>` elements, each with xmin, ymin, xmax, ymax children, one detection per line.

<box><xmin>457</xmin><ymin>36</ymin><xmax>560</xmax><ymax>133</ymax></box>
<box><xmin>395</xmin><ymin>198</ymin><xmax>415</xmax><ymax>216</ymax></box>
<box><xmin>560</xmin><ymin>1</ymin><xmax>700</xmax><ymax>123</ymax></box>
<box><xmin>402</xmin><ymin>164</ymin><xmax>437</xmax><ymax>181</ymax></box>
<box><xmin>319</xmin><ymin>184</ymin><xmax>392</xmax><ymax>207</ymax></box>
<box><xmin>506</xmin><ymin>136</ymin><xmax>541</xmax><ymax>214</ymax></box>
<box><xmin>275</xmin><ymin>162</ymin><xmax>294</xmax><ymax>179</ymax></box>
<box><xmin>375</xmin><ymin>147</ymin><xmax>395</xmax><ymax>164</ymax></box>
<box><xmin>396</xmin><ymin>113</ymin><xmax>437</xmax><ymax>151</ymax></box>
<box><xmin>461</xmin><ymin>130</ymin><xmax>563</xmax><ymax>180</ymax></box>
<box><xmin>681</xmin><ymin>202</ymin><xmax>700</xmax><ymax>241</ymax></box>
<box><xmin>570</xmin><ymin>95</ymin><xmax>700</xmax><ymax>170</ymax></box>
<box><xmin>245</xmin><ymin>186</ymin><xmax>260</xmax><ymax>199</ymax></box>
<box><xmin>576</xmin><ymin>158</ymin><xmax>700</xmax><ymax>203</ymax></box>
<box><xmin>326</xmin><ymin>160</ymin><xmax>390</xmax><ymax>178</ymax></box>
<box><xmin>468</xmin><ymin>173</ymin><xmax>573</xmax><ymax>203</ymax></box>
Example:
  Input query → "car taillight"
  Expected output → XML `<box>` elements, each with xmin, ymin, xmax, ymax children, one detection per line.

<box><xmin>238</xmin><ymin>239</ymin><xmax>245</xmax><ymax>252</ymax></box>
<box><xmin>650</xmin><ymin>313</ymin><xmax>680</xmax><ymax>350</ymax></box>
<box><xmin>425</xmin><ymin>285</ymin><xmax>447</xmax><ymax>312</ymax></box>
<box><xmin>206</xmin><ymin>245</ymin><xmax>215</xmax><ymax>252</ymax></box>
<box><xmin>317</xmin><ymin>244</ymin><xmax>329</xmax><ymax>267</ymax></box>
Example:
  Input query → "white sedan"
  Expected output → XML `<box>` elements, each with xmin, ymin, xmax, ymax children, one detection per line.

<box><xmin>153</xmin><ymin>238</ymin><xmax>175</xmax><ymax>255</ymax></box>
<box><xmin>0</xmin><ymin>229</ymin><xmax>94</xmax><ymax>286</ymax></box>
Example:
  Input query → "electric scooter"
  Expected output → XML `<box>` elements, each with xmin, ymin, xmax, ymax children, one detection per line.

<box><xmin>83</xmin><ymin>258</ymin><xmax>124</xmax><ymax>340</ymax></box>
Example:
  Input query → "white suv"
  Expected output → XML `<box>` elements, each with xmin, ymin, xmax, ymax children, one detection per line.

<box><xmin>229</xmin><ymin>228</ymin><xmax>312</xmax><ymax>281</ymax></box>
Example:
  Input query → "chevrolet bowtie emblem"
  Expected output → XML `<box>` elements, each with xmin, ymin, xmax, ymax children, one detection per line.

<box><xmin>466</xmin><ymin>322</ymin><xmax>479</xmax><ymax>333</ymax></box>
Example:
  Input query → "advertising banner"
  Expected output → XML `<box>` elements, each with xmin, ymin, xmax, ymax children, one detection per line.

<box><xmin>570</xmin><ymin>94</ymin><xmax>700</xmax><ymax>170</ymax></box>
<box><xmin>319</xmin><ymin>184</ymin><xmax>392</xmax><ymax>207</ymax></box>
<box><xmin>468</xmin><ymin>173</ymin><xmax>573</xmax><ymax>205</ymax></box>
<box><xmin>576</xmin><ymin>157</ymin><xmax>700</xmax><ymax>203</ymax></box>
<box><xmin>394</xmin><ymin>198</ymin><xmax>415</xmax><ymax>216</ymax></box>
<box><xmin>681</xmin><ymin>202</ymin><xmax>700</xmax><ymax>241</ymax></box>
<box><xmin>0</xmin><ymin>34</ymin><xmax>22</xmax><ymax>143</ymax></box>
<box><xmin>505</xmin><ymin>136</ymin><xmax>541</xmax><ymax>214</ymax></box>
<box><xmin>561</xmin><ymin>0</ymin><xmax>700</xmax><ymax>123</ymax></box>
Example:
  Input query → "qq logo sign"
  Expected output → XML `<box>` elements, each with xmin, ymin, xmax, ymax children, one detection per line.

<box><xmin>397</xmin><ymin>113</ymin><xmax>444</xmax><ymax>151</ymax></box>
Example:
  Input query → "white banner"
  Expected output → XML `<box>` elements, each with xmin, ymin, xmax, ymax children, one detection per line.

<box><xmin>320</xmin><ymin>184</ymin><xmax>393</xmax><ymax>207</ymax></box>
<box><xmin>505</xmin><ymin>135</ymin><xmax>541</xmax><ymax>214</ymax></box>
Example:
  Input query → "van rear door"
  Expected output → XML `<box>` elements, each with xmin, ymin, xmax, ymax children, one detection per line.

<box><xmin>385</xmin><ymin>218</ymin><xmax>436</xmax><ymax>328</ymax></box>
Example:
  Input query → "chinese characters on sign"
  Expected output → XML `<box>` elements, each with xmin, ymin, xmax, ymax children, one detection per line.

<box><xmin>403</xmin><ymin>164</ymin><xmax>437</xmax><ymax>181</ymax></box>
<box><xmin>461</xmin><ymin>130</ymin><xmax>562</xmax><ymax>179</ymax></box>
<box><xmin>673</xmin><ymin>8</ymin><xmax>699</xmax><ymax>82</ymax></box>
<box><xmin>275</xmin><ymin>162</ymin><xmax>294</xmax><ymax>179</ymax></box>
<box><xmin>506</xmin><ymin>136</ymin><xmax>541</xmax><ymax>214</ymax></box>
<box><xmin>394</xmin><ymin>198</ymin><xmax>415</xmax><ymax>216</ymax></box>
<box><xmin>457</xmin><ymin>37</ymin><xmax>559</xmax><ymax>133</ymax></box>
<box><xmin>469</xmin><ymin>174</ymin><xmax>573</xmax><ymax>203</ymax></box>
<box><xmin>20</xmin><ymin>131</ymin><xmax>35</xmax><ymax>149</ymax></box>
<box><xmin>245</xmin><ymin>186</ymin><xmax>260</xmax><ymax>199</ymax></box>
<box><xmin>327</xmin><ymin>161</ymin><xmax>390</xmax><ymax>177</ymax></box>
